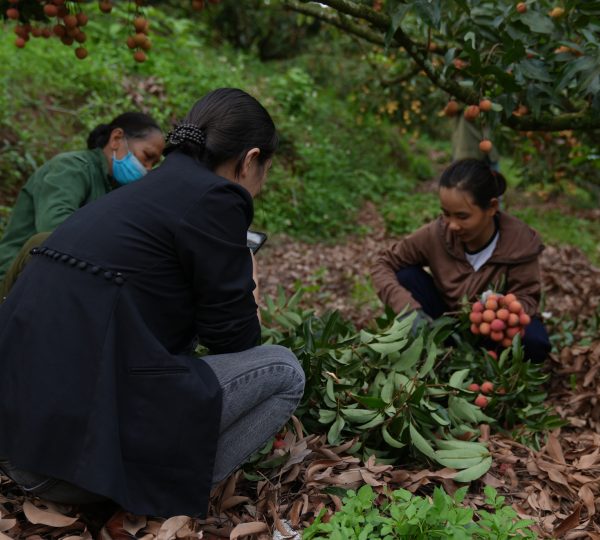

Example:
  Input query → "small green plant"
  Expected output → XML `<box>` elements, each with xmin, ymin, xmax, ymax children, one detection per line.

<box><xmin>302</xmin><ymin>484</ymin><xmax>537</xmax><ymax>539</ymax></box>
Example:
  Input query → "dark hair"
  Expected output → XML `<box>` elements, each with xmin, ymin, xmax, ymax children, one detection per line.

<box><xmin>439</xmin><ymin>159</ymin><xmax>507</xmax><ymax>209</ymax></box>
<box><xmin>86</xmin><ymin>112</ymin><xmax>162</xmax><ymax>150</ymax></box>
<box><xmin>165</xmin><ymin>88</ymin><xmax>278</xmax><ymax>176</ymax></box>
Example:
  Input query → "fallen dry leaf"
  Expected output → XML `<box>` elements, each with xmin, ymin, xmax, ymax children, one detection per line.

<box><xmin>22</xmin><ymin>500</ymin><xmax>79</xmax><ymax>527</ymax></box>
<box><xmin>230</xmin><ymin>521</ymin><xmax>269</xmax><ymax>539</ymax></box>
<box><xmin>157</xmin><ymin>515</ymin><xmax>190</xmax><ymax>540</ymax></box>
<box><xmin>553</xmin><ymin>503</ymin><xmax>582</xmax><ymax>537</ymax></box>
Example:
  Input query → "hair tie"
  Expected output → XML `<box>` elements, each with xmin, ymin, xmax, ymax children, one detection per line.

<box><xmin>166</xmin><ymin>124</ymin><xmax>206</xmax><ymax>147</ymax></box>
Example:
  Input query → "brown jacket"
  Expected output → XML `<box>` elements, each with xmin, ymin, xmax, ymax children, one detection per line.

<box><xmin>371</xmin><ymin>212</ymin><xmax>544</xmax><ymax>315</ymax></box>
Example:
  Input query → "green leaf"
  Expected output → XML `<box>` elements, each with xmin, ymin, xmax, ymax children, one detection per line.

<box><xmin>352</xmin><ymin>394</ymin><xmax>387</xmax><ymax>409</ymax></box>
<box><xmin>376</xmin><ymin>332</ymin><xmax>410</xmax><ymax>343</ymax></box>
<box><xmin>394</xmin><ymin>372</ymin><xmax>410</xmax><ymax>390</ymax></box>
<box><xmin>341</xmin><ymin>408</ymin><xmax>378</xmax><ymax>423</ymax></box>
<box><xmin>453</xmin><ymin>456</ymin><xmax>493</xmax><ymax>482</ymax></box>
<box><xmin>464</xmin><ymin>31</ymin><xmax>476</xmax><ymax>49</ymax></box>
<box><xmin>390</xmin><ymin>310</ymin><xmax>417</xmax><ymax>335</ymax></box>
<box><xmin>436</xmin><ymin>439</ymin><xmax>488</xmax><ymax>453</ymax></box>
<box><xmin>384</xmin><ymin>4</ymin><xmax>411</xmax><ymax>48</ymax></box>
<box><xmin>436</xmin><ymin>445</ymin><xmax>489</xmax><ymax>460</ymax></box>
<box><xmin>287</xmin><ymin>288</ymin><xmax>303</xmax><ymax>309</ymax></box>
<box><xmin>382</xmin><ymin>424</ymin><xmax>406</xmax><ymax>449</ymax></box>
<box><xmin>381</xmin><ymin>378</ymin><xmax>395</xmax><ymax>404</ymax></box>
<box><xmin>359</xmin><ymin>329</ymin><xmax>374</xmax><ymax>344</ymax></box>
<box><xmin>257</xmin><ymin>452</ymin><xmax>291</xmax><ymax>469</ymax></box>
<box><xmin>418</xmin><ymin>343</ymin><xmax>437</xmax><ymax>378</ymax></box>
<box><xmin>369</xmin><ymin>340</ymin><xmax>408</xmax><ymax>355</ymax></box>
<box><xmin>409</xmin><ymin>423</ymin><xmax>436</xmax><ymax>460</ymax></box>
<box><xmin>274</xmin><ymin>313</ymin><xmax>295</xmax><ymax>330</ymax></box>
<box><xmin>265</xmin><ymin>295</ymin><xmax>276</xmax><ymax>314</ymax></box>
<box><xmin>358</xmin><ymin>413</ymin><xmax>385</xmax><ymax>430</ymax></box>
<box><xmin>449</xmin><ymin>369</ymin><xmax>470</xmax><ymax>390</ymax></box>
<box><xmin>431</xmin><ymin>411</ymin><xmax>451</xmax><ymax>426</ymax></box>
<box><xmin>449</xmin><ymin>396</ymin><xmax>496</xmax><ymax>424</ymax></box>
<box><xmin>318</xmin><ymin>409</ymin><xmax>337</xmax><ymax>424</ymax></box>
<box><xmin>517</xmin><ymin>59</ymin><xmax>554</xmax><ymax>82</ymax></box>
<box><xmin>556</xmin><ymin>56</ymin><xmax>598</xmax><ymax>92</ymax></box>
<box><xmin>285</xmin><ymin>311</ymin><xmax>303</xmax><ymax>326</ymax></box>
<box><xmin>412</xmin><ymin>0</ymin><xmax>442</xmax><ymax>29</ymax></box>
<box><xmin>277</xmin><ymin>286</ymin><xmax>287</xmax><ymax>308</ymax></box>
<box><xmin>393</xmin><ymin>335</ymin><xmax>423</xmax><ymax>372</ymax></box>
<box><xmin>435</xmin><ymin>452</ymin><xmax>486</xmax><ymax>469</ymax></box>
<box><xmin>520</xmin><ymin>11</ymin><xmax>554</xmax><ymax>34</ymax></box>
<box><xmin>325</xmin><ymin>377</ymin><xmax>336</xmax><ymax>402</ymax></box>
<box><xmin>327</xmin><ymin>415</ymin><xmax>345</xmax><ymax>445</ymax></box>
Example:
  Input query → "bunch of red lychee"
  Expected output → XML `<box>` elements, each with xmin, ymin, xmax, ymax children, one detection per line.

<box><xmin>467</xmin><ymin>376</ymin><xmax>505</xmax><ymax>408</ymax></box>
<box><xmin>468</xmin><ymin>293</ymin><xmax>531</xmax><ymax>348</ymax></box>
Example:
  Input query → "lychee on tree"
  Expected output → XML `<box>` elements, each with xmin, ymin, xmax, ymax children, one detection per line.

<box><xmin>1</xmin><ymin>0</ymin><xmax>222</xmax><ymax>61</ymax></box>
<box><xmin>371</xmin><ymin>158</ymin><xmax>551</xmax><ymax>363</ymax></box>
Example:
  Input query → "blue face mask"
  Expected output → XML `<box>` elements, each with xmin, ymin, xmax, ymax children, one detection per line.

<box><xmin>112</xmin><ymin>146</ymin><xmax>147</xmax><ymax>185</ymax></box>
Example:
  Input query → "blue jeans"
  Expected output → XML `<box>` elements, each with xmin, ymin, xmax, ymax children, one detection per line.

<box><xmin>203</xmin><ymin>344</ymin><xmax>305</xmax><ymax>483</ymax></box>
<box><xmin>396</xmin><ymin>266</ymin><xmax>551</xmax><ymax>362</ymax></box>
<box><xmin>0</xmin><ymin>344</ymin><xmax>305</xmax><ymax>504</ymax></box>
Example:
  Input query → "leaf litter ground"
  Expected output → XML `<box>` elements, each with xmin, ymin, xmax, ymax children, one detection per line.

<box><xmin>1</xmin><ymin>204</ymin><xmax>599</xmax><ymax>539</ymax></box>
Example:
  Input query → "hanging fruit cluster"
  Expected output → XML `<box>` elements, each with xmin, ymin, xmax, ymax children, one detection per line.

<box><xmin>2</xmin><ymin>0</ymin><xmax>222</xmax><ymax>61</ymax></box>
<box><xmin>126</xmin><ymin>11</ymin><xmax>151</xmax><ymax>63</ymax></box>
<box><xmin>442</xmin><ymin>97</ymin><xmax>498</xmax><ymax>154</ymax></box>
<box><xmin>468</xmin><ymin>292</ymin><xmax>531</xmax><ymax>348</ymax></box>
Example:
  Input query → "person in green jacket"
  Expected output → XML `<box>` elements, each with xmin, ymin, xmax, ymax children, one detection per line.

<box><xmin>0</xmin><ymin>112</ymin><xmax>165</xmax><ymax>293</ymax></box>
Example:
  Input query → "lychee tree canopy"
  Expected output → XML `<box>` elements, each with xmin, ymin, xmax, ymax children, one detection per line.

<box><xmin>283</xmin><ymin>0</ymin><xmax>600</xmax><ymax>132</ymax></box>
<box><xmin>2</xmin><ymin>0</ymin><xmax>599</xmax><ymax>132</ymax></box>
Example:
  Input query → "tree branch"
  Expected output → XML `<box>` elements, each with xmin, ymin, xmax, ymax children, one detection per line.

<box><xmin>283</xmin><ymin>0</ymin><xmax>386</xmax><ymax>46</ymax></box>
<box><xmin>285</xmin><ymin>0</ymin><xmax>479</xmax><ymax>104</ymax></box>
<box><xmin>284</xmin><ymin>0</ymin><xmax>600</xmax><ymax>131</ymax></box>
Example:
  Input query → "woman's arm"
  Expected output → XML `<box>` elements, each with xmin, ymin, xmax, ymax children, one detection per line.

<box><xmin>33</xmin><ymin>155</ymin><xmax>92</xmax><ymax>232</ymax></box>
<box><xmin>506</xmin><ymin>258</ymin><xmax>542</xmax><ymax>315</ymax></box>
<box><xmin>176</xmin><ymin>183</ymin><xmax>260</xmax><ymax>354</ymax></box>
<box><xmin>370</xmin><ymin>224</ymin><xmax>433</xmax><ymax>313</ymax></box>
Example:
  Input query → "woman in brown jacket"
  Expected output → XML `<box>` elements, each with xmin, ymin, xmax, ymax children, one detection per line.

<box><xmin>371</xmin><ymin>159</ymin><xmax>550</xmax><ymax>362</ymax></box>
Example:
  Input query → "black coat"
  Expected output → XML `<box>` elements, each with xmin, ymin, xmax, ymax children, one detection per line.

<box><xmin>0</xmin><ymin>151</ymin><xmax>261</xmax><ymax>517</ymax></box>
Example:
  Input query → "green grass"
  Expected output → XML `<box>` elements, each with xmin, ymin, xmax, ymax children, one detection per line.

<box><xmin>512</xmin><ymin>207</ymin><xmax>599</xmax><ymax>265</ymax></box>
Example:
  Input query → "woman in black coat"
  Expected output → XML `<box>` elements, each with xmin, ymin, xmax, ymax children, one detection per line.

<box><xmin>0</xmin><ymin>89</ymin><xmax>305</xmax><ymax>527</ymax></box>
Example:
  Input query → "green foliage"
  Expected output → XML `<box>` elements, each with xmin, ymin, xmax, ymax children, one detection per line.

<box><xmin>303</xmin><ymin>484</ymin><xmax>537</xmax><ymax>539</ymax></box>
<box><xmin>511</xmin><ymin>130</ymin><xmax>600</xmax><ymax>204</ymax></box>
<box><xmin>511</xmin><ymin>207</ymin><xmax>600</xmax><ymax>266</ymax></box>
<box><xmin>201</xmin><ymin>0</ymin><xmax>320</xmax><ymax>60</ymax></box>
<box><xmin>380</xmin><ymin>192</ymin><xmax>439</xmax><ymax>236</ymax></box>
<box><xmin>548</xmin><ymin>304</ymin><xmax>600</xmax><ymax>350</ymax></box>
<box><xmin>302</xmin><ymin>0</ymin><xmax>600</xmax><ymax>131</ymax></box>
<box><xmin>260</xmin><ymin>289</ymin><xmax>561</xmax><ymax>477</ymax></box>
